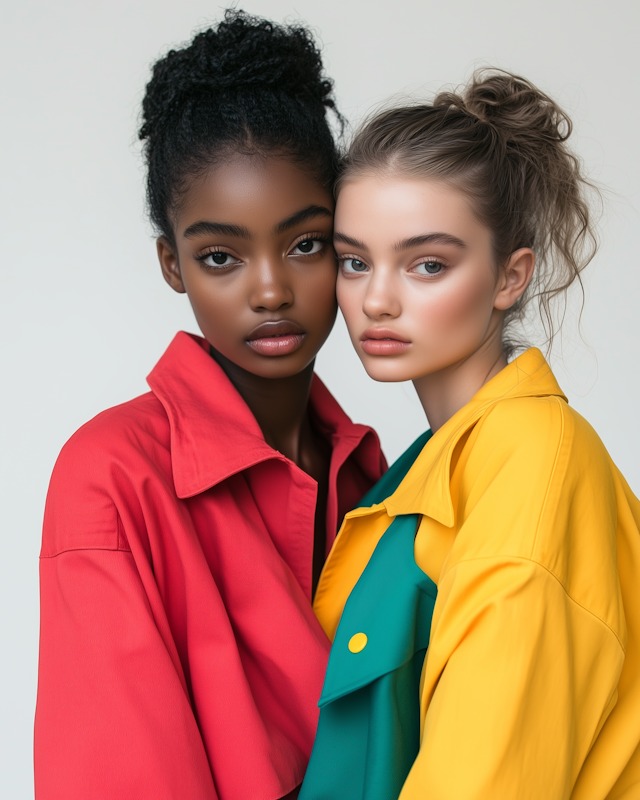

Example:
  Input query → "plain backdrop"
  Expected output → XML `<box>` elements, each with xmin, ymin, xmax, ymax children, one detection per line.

<box><xmin>2</xmin><ymin>0</ymin><xmax>639</xmax><ymax>795</ymax></box>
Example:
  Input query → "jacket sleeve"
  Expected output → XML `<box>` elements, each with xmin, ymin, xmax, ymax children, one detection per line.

<box><xmin>402</xmin><ymin>399</ymin><xmax>626</xmax><ymax>800</ymax></box>
<box><xmin>35</xmin><ymin>547</ymin><xmax>218</xmax><ymax>800</ymax></box>
<box><xmin>35</xmin><ymin>444</ymin><xmax>218</xmax><ymax>800</ymax></box>
<box><xmin>401</xmin><ymin>558</ymin><xmax>623</xmax><ymax>800</ymax></box>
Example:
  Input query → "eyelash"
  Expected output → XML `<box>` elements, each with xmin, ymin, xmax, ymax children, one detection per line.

<box><xmin>195</xmin><ymin>248</ymin><xmax>238</xmax><ymax>271</ymax></box>
<box><xmin>289</xmin><ymin>233</ymin><xmax>329</xmax><ymax>254</ymax></box>
<box><xmin>410</xmin><ymin>258</ymin><xmax>448</xmax><ymax>277</ymax></box>
<box><xmin>195</xmin><ymin>233</ymin><xmax>329</xmax><ymax>271</ymax></box>
<box><xmin>338</xmin><ymin>256</ymin><xmax>369</xmax><ymax>274</ymax></box>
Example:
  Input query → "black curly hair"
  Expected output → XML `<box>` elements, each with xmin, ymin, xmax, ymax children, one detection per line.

<box><xmin>139</xmin><ymin>9</ymin><xmax>342</xmax><ymax>246</ymax></box>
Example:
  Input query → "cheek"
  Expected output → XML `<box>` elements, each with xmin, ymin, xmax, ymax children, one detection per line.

<box><xmin>187</xmin><ymin>276</ymin><xmax>234</xmax><ymax>320</ymax></box>
<box><xmin>417</xmin><ymin>269</ymin><xmax>497</xmax><ymax>335</ymax></box>
<box><xmin>312</xmin><ymin>263</ymin><xmax>339</xmax><ymax>302</ymax></box>
<box><xmin>296</xmin><ymin>263</ymin><xmax>338</xmax><ymax>324</ymax></box>
<box><xmin>180</xmin><ymin>270</ymin><xmax>247</xmax><ymax>346</ymax></box>
<box><xmin>336</xmin><ymin>275</ymin><xmax>362</xmax><ymax>325</ymax></box>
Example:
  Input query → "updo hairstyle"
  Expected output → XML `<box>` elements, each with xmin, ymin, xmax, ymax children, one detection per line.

<box><xmin>339</xmin><ymin>70</ymin><xmax>600</xmax><ymax>354</ymax></box>
<box><xmin>139</xmin><ymin>9</ymin><xmax>341</xmax><ymax>246</ymax></box>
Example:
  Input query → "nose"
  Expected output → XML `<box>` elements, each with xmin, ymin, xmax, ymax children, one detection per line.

<box><xmin>362</xmin><ymin>266</ymin><xmax>401</xmax><ymax>320</ymax></box>
<box><xmin>249</xmin><ymin>257</ymin><xmax>294</xmax><ymax>312</ymax></box>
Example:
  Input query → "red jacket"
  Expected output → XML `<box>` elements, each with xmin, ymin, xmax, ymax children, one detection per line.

<box><xmin>35</xmin><ymin>332</ymin><xmax>386</xmax><ymax>800</ymax></box>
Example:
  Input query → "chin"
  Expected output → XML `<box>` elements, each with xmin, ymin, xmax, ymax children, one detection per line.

<box><xmin>361</xmin><ymin>358</ymin><xmax>419</xmax><ymax>384</ymax></box>
<box><xmin>250</xmin><ymin>354</ymin><xmax>316</xmax><ymax>380</ymax></box>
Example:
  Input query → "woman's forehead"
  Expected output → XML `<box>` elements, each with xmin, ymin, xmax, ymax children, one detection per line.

<box><xmin>175</xmin><ymin>152</ymin><xmax>334</xmax><ymax>236</ymax></box>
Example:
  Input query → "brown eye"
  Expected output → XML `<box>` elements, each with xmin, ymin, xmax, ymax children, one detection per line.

<box><xmin>199</xmin><ymin>251</ymin><xmax>237</xmax><ymax>269</ymax></box>
<box><xmin>291</xmin><ymin>239</ymin><xmax>323</xmax><ymax>255</ymax></box>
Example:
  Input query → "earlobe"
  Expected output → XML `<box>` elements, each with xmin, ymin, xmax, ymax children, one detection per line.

<box><xmin>494</xmin><ymin>248</ymin><xmax>535</xmax><ymax>311</ymax></box>
<box><xmin>157</xmin><ymin>237</ymin><xmax>187</xmax><ymax>294</ymax></box>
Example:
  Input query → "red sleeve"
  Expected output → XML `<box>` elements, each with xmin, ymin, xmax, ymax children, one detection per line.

<box><xmin>35</xmin><ymin>547</ymin><xmax>217</xmax><ymax>800</ymax></box>
<box><xmin>35</xmin><ymin>422</ymin><xmax>218</xmax><ymax>800</ymax></box>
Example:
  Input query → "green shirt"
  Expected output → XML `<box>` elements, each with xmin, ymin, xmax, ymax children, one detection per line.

<box><xmin>300</xmin><ymin>431</ymin><xmax>436</xmax><ymax>800</ymax></box>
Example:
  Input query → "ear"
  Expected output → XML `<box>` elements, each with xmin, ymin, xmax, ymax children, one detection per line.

<box><xmin>494</xmin><ymin>247</ymin><xmax>535</xmax><ymax>311</ymax></box>
<box><xmin>157</xmin><ymin>237</ymin><xmax>187</xmax><ymax>294</ymax></box>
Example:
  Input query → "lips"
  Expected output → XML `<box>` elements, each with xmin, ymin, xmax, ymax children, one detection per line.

<box><xmin>246</xmin><ymin>319</ymin><xmax>307</xmax><ymax>357</ymax></box>
<box><xmin>360</xmin><ymin>327</ymin><xmax>411</xmax><ymax>356</ymax></box>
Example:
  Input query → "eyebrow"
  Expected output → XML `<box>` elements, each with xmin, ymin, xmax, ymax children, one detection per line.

<box><xmin>333</xmin><ymin>231</ymin><xmax>467</xmax><ymax>251</ymax></box>
<box><xmin>394</xmin><ymin>232</ymin><xmax>466</xmax><ymax>250</ymax></box>
<box><xmin>182</xmin><ymin>204</ymin><xmax>333</xmax><ymax>241</ymax></box>
<box><xmin>274</xmin><ymin>204</ymin><xmax>333</xmax><ymax>234</ymax></box>
<box><xmin>333</xmin><ymin>231</ymin><xmax>367</xmax><ymax>249</ymax></box>
<box><xmin>183</xmin><ymin>220</ymin><xmax>251</xmax><ymax>239</ymax></box>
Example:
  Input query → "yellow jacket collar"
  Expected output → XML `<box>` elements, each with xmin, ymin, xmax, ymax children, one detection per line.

<box><xmin>384</xmin><ymin>348</ymin><xmax>567</xmax><ymax>528</ymax></box>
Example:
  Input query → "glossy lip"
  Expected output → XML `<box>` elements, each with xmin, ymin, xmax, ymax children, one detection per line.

<box><xmin>246</xmin><ymin>319</ymin><xmax>307</xmax><ymax>357</ymax></box>
<box><xmin>360</xmin><ymin>326</ymin><xmax>411</xmax><ymax>356</ymax></box>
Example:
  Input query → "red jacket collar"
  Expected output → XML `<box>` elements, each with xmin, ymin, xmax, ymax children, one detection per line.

<box><xmin>147</xmin><ymin>332</ymin><xmax>371</xmax><ymax>499</ymax></box>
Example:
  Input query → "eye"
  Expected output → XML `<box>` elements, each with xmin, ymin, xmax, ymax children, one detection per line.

<box><xmin>341</xmin><ymin>258</ymin><xmax>369</xmax><ymax>274</ymax></box>
<box><xmin>198</xmin><ymin>251</ymin><xmax>238</xmax><ymax>269</ymax></box>
<box><xmin>290</xmin><ymin>239</ymin><xmax>325</xmax><ymax>256</ymax></box>
<box><xmin>413</xmin><ymin>260</ymin><xmax>444</xmax><ymax>276</ymax></box>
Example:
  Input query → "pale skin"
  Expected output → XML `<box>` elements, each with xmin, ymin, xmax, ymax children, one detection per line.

<box><xmin>334</xmin><ymin>173</ymin><xmax>536</xmax><ymax>433</ymax></box>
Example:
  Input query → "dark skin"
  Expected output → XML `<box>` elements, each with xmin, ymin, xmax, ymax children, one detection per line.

<box><xmin>157</xmin><ymin>152</ymin><xmax>338</xmax><ymax>597</ymax></box>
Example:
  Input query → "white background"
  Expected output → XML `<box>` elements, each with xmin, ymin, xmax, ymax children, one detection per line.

<box><xmin>2</xmin><ymin>0</ymin><xmax>639</xmax><ymax>795</ymax></box>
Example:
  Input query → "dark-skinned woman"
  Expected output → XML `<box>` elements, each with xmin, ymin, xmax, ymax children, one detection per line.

<box><xmin>34</xmin><ymin>12</ymin><xmax>386</xmax><ymax>800</ymax></box>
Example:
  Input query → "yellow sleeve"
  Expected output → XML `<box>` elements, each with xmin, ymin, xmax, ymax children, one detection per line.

<box><xmin>401</xmin><ymin>556</ymin><xmax>624</xmax><ymax>800</ymax></box>
<box><xmin>402</xmin><ymin>397</ymin><xmax>628</xmax><ymax>799</ymax></box>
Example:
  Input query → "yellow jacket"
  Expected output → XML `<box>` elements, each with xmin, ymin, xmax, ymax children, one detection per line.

<box><xmin>314</xmin><ymin>348</ymin><xmax>640</xmax><ymax>800</ymax></box>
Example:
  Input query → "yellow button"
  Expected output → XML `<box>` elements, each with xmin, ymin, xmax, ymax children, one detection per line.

<box><xmin>348</xmin><ymin>632</ymin><xmax>368</xmax><ymax>653</ymax></box>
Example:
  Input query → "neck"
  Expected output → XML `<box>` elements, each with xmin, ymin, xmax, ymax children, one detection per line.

<box><xmin>413</xmin><ymin>328</ymin><xmax>506</xmax><ymax>434</ymax></box>
<box><xmin>210</xmin><ymin>346</ymin><xmax>316</xmax><ymax>464</ymax></box>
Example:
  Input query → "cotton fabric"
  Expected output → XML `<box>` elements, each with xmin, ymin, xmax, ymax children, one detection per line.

<box><xmin>35</xmin><ymin>331</ymin><xmax>386</xmax><ymax>800</ymax></box>
<box><xmin>313</xmin><ymin>348</ymin><xmax>640</xmax><ymax>800</ymax></box>
<box><xmin>300</xmin><ymin>511</ymin><xmax>437</xmax><ymax>800</ymax></box>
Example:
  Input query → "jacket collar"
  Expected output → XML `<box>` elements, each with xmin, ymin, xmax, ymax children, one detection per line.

<box><xmin>147</xmin><ymin>332</ymin><xmax>371</xmax><ymax>499</ymax></box>
<box><xmin>383</xmin><ymin>348</ymin><xmax>567</xmax><ymax>527</ymax></box>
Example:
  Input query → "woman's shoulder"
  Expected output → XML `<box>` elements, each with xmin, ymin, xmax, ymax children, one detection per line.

<box><xmin>453</xmin><ymin>394</ymin><xmax>617</xmax><ymax>558</ymax></box>
<box><xmin>475</xmin><ymin>393</ymin><xmax>610</xmax><ymax>480</ymax></box>
<box><xmin>464</xmin><ymin>392</ymin><xmax>624</xmax><ymax>590</ymax></box>
<box><xmin>441</xmin><ymin>393</ymin><xmax>627</xmax><ymax>636</ymax></box>
<box><xmin>55</xmin><ymin>391</ymin><xmax>170</xmax><ymax>475</ymax></box>
<box><xmin>42</xmin><ymin>393</ymin><xmax>171</xmax><ymax>555</ymax></box>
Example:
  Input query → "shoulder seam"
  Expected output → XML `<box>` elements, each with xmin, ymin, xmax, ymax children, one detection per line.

<box><xmin>40</xmin><ymin>545</ymin><xmax>134</xmax><ymax>559</ymax></box>
<box><xmin>439</xmin><ymin>553</ymin><xmax>625</xmax><ymax>653</ymax></box>
<box><xmin>41</xmin><ymin>510</ymin><xmax>133</xmax><ymax>558</ymax></box>
<box><xmin>116</xmin><ymin>510</ymin><xmax>131</xmax><ymax>551</ymax></box>
<box><xmin>530</xmin><ymin>394</ymin><xmax>567</xmax><ymax>558</ymax></box>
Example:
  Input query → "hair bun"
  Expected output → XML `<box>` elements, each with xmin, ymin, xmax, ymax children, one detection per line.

<box><xmin>140</xmin><ymin>9</ymin><xmax>335</xmax><ymax>142</ymax></box>
<box><xmin>434</xmin><ymin>69</ymin><xmax>572</xmax><ymax>147</ymax></box>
